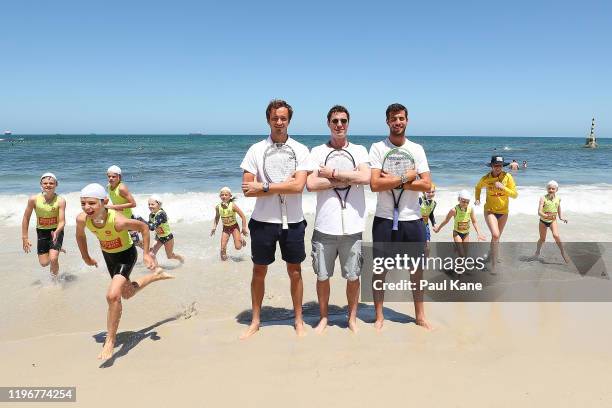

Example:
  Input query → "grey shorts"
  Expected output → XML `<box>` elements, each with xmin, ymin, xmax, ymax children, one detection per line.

<box><xmin>311</xmin><ymin>230</ymin><xmax>363</xmax><ymax>281</ymax></box>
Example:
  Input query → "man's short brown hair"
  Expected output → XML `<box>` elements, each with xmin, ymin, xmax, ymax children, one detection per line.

<box><xmin>326</xmin><ymin>105</ymin><xmax>350</xmax><ymax>122</ymax></box>
<box><xmin>266</xmin><ymin>99</ymin><xmax>293</xmax><ymax>121</ymax></box>
<box><xmin>385</xmin><ymin>103</ymin><xmax>408</xmax><ymax>120</ymax></box>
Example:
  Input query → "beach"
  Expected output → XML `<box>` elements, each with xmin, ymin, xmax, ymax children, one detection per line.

<box><xmin>2</xmin><ymin>209</ymin><xmax>612</xmax><ymax>407</ymax></box>
<box><xmin>2</xmin><ymin>135</ymin><xmax>612</xmax><ymax>406</ymax></box>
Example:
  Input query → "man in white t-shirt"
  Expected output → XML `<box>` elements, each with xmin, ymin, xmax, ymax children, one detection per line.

<box><xmin>240</xmin><ymin>99</ymin><xmax>311</xmax><ymax>339</ymax></box>
<box><xmin>306</xmin><ymin>105</ymin><xmax>371</xmax><ymax>334</ymax></box>
<box><xmin>369</xmin><ymin>103</ymin><xmax>433</xmax><ymax>331</ymax></box>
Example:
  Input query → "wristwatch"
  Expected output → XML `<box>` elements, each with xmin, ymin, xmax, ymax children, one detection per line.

<box><xmin>262</xmin><ymin>181</ymin><xmax>270</xmax><ymax>192</ymax></box>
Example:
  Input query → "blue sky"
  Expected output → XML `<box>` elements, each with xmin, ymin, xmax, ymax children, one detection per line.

<box><xmin>1</xmin><ymin>0</ymin><xmax>610</xmax><ymax>136</ymax></box>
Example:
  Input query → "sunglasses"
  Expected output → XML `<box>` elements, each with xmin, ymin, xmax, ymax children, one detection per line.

<box><xmin>331</xmin><ymin>118</ymin><xmax>348</xmax><ymax>125</ymax></box>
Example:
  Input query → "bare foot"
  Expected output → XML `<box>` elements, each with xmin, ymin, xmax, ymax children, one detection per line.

<box><xmin>154</xmin><ymin>266</ymin><xmax>164</xmax><ymax>275</ymax></box>
<box><xmin>295</xmin><ymin>321</ymin><xmax>307</xmax><ymax>337</ymax></box>
<box><xmin>220</xmin><ymin>249</ymin><xmax>228</xmax><ymax>261</ymax></box>
<box><xmin>563</xmin><ymin>254</ymin><xmax>570</xmax><ymax>264</ymax></box>
<box><xmin>314</xmin><ymin>317</ymin><xmax>328</xmax><ymax>334</ymax></box>
<box><xmin>97</xmin><ymin>339</ymin><xmax>115</xmax><ymax>360</ymax></box>
<box><xmin>348</xmin><ymin>319</ymin><xmax>359</xmax><ymax>333</ymax></box>
<box><xmin>415</xmin><ymin>318</ymin><xmax>433</xmax><ymax>330</ymax></box>
<box><xmin>153</xmin><ymin>271</ymin><xmax>174</xmax><ymax>281</ymax></box>
<box><xmin>240</xmin><ymin>322</ymin><xmax>260</xmax><ymax>340</ymax></box>
<box><xmin>175</xmin><ymin>254</ymin><xmax>185</xmax><ymax>264</ymax></box>
<box><xmin>374</xmin><ymin>319</ymin><xmax>384</xmax><ymax>332</ymax></box>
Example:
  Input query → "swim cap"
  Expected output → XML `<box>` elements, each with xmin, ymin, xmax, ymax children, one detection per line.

<box><xmin>107</xmin><ymin>165</ymin><xmax>122</xmax><ymax>175</ymax></box>
<box><xmin>80</xmin><ymin>183</ymin><xmax>107</xmax><ymax>200</ymax></box>
<box><xmin>40</xmin><ymin>172</ymin><xmax>58</xmax><ymax>184</ymax></box>
<box><xmin>458</xmin><ymin>190</ymin><xmax>471</xmax><ymax>200</ymax></box>
<box><xmin>150</xmin><ymin>194</ymin><xmax>162</xmax><ymax>205</ymax></box>
<box><xmin>220</xmin><ymin>186</ymin><xmax>232</xmax><ymax>195</ymax></box>
<box><xmin>547</xmin><ymin>180</ymin><xmax>559</xmax><ymax>189</ymax></box>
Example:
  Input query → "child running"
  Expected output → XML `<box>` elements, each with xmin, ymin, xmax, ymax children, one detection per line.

<box><xmin>75</xmin><ymin>183</ymin><xmax>173</xmax><ymax>360</ymax></box>
<box><xmin>419</xmin><ymin>183</ymin><xmax>437</xmax><ymax>256</ymax></box>
<box><xmin>534</xmin><ymin>180</ymin><xmax>570</xmax><ymax>262</ymax></box>
<box><xmin>21</xmin><ymin>173</ymin><xmax>66</xmax><ymax>277</ymax></box>
<box><xmin>434</xmin><ymin>190</ymin><xmax>486</xmax><ymax>257</ymax></box>
<box><xmin>106</xmin><ymin>165</ymin><xmax>141</xmax><ymax>245</ymax></box>
<box><xmin>145</xmin><ymin>194</ymin><xmax>185</xmax><ymax>271</ymax></box>
<box><xmin>210</xmin><ymin>187</ymin><xmax>248</xmax><ymax>261</ymax></box>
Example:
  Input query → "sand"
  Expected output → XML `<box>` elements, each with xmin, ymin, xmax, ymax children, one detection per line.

<box><xmin>1</xmin><ymin>213</ymin><xmax>612</xmax><ymax>407</ymax></box>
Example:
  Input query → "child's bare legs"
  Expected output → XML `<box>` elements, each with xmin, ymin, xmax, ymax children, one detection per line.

<box><xmin>163</xmin><ymin>238</ymin><xmax>184</xmax><ymax>263</ymax></box>
<box><xmin>220</xmin><ymin>231</ymin><xmax>230</xmax><ymax>261</ymax></box>
<box><xmin>534</xmin><ymin>221</ymin><xmax>548</xmax><ymax>258</ymax></box>
<box><xmin>549</xmin><ymin>221</ymin><xmax>569</xmax><ymax>263</ymax></box>
<box><xmin>150</xmin><ymin>240</ymin><xmax>164</xmax><ymax>273</ymax></box>
<box><xmin>232</xmin><ymin>228</ymin><xmax>244</xmax><ymax>250</ymax></box>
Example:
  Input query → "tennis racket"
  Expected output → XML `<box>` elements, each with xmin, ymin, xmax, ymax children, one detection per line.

<box><xmin>382</xmin><ymin>147</ymin><xmax>415</xmax><ymax>231</ymax></box>
<box><xmin>324</xmin><ymin>147</ymin><xmax>356</xmax><ymax>235</ymax></box>
<box><xmin>263</xmin><ymin>143</ymin><xmax>297</xmax><ymax>229</ymax></box>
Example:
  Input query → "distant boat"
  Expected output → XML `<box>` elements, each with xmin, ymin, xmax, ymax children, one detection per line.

<box><xmin>189</xmin><ymin>132</ymin><xmax>205</xmax><ymax>136</ymax></box>
<box><xmin>3</xmin><ymin>130</ymin><xmax>11</xmax><ymax>136</ymax></box>
<box><xmin>584</xmin><ymin>117</ymin><xmax>598</xmax><ymax>148</ymax></box>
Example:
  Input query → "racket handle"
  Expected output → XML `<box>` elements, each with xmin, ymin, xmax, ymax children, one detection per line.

<box><xmin>341</xmin><ymin>208</ymin><xmax>346</xmax><ymax>235</ymax></box>
<box><xmin>392</xmin><ymin>208</ymin><xmax>399</xmax><ymax>231</ymax></box>
<box><xmin>282</xmin><ymin>215</ymin><xmax>289</xmax><ymax>230</ymax></box>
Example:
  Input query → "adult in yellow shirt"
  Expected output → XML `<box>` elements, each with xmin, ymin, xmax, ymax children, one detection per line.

<box><xmin>474</xmin><ymin>156</ymin><xmax>518</xmax><ymax>264</ymax></box>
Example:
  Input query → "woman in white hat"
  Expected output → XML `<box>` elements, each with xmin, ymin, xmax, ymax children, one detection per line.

<box><xmin>75</xmin><ymin>183</ymin><xmax>173</xmax><ymax>360</ymax></box>
<box><xmin>21</xmin><ymin>172</ymin><xmax>66</xmax><ymax>277</ymax></box>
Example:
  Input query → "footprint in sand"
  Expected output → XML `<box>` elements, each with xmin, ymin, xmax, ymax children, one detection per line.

<box><xmin>181</xmin><ymin>301</ymin><xmax>198</xmax><ymax>319</ymax></box>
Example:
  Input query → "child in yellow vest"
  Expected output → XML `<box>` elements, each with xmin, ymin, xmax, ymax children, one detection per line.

<box><xmin>211</xmin><ymin>187</ymin><xmax>249</xmax><ymax>261</ymax></box>
<box><xmin>106</xmin><ymin>165</ymin><xmax>141</xmax><ymax>246</ymax></box>
<box><xmin>434</xmin><ymin>190</ymin><xmax>486</xmax><ymax>257</ymax></box>
<box><xmin>76</xmin><ymin>183</ymin><xmax>173</xmax><ymax>361</ymax></box>
<box><xmin>21</xmin><ymin>173</ymin><xmax>67</xmax><ymax>277</ymax></box>
<box><xmin>534</xmin><ymin>180</ymin><xmax>569</xmax><ymax>262</ymax></box>
<box><xmin>145</xmin><ymin>195</ymin><xmax>184</xmax><ymax>271</ymax></box>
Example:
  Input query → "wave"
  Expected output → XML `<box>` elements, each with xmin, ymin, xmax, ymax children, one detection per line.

<box><xmin>2</xmin><ymin>185</ymin><xmax>611</xmax><ymax>227</ymax></box>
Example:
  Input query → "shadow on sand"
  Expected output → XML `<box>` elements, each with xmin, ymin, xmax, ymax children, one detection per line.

<box><xmin>235</xmin><ymin>301</ymin><xmax>414</xmax><ymax>329</ymax></box>
<box><xmin>93</xmin><ymin>313</ymin><xmax>182</xmax><ymax>368</ymax></box>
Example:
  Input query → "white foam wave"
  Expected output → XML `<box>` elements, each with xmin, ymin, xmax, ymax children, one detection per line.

<box><xmin>1</xmin><ymin>185</ymin><xmax>611</xmax><ymax>227</ymax></box>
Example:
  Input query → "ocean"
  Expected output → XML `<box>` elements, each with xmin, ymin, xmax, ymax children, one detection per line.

<box><xmin>2</xmin><ymin>134</ymin><xmax>611</xmax><ymax>226</ymax></box>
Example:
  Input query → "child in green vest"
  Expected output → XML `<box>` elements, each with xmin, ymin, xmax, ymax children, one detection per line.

<box><xmin>145</xmin><ymin>195</ymin><xmax>184</xmax><ymax>271</ymax></box>
<box><xmin>211</xmin><ymin>187</ymin><xmax>249</xmax><ymax>261</ymax></box>
<box><xmin>434</xmin><ymin>190</ymin><xmax>486</xmax><ymax>257</ymax></box>
<box><xmin>534</xmin><ymin>180</ymin><xmax>569</xmax><ymax>262</ymax></box>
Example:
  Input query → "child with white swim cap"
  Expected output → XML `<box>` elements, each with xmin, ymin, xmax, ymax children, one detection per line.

<box><xmin>211</xmin><ymin>187</ymin><xmax>249</xmax><ymax>261</ymax></box>
<box><xmin>534</xmin><ymin>180</ymin><xmax>569</xmax><ymax>262</ymax></box>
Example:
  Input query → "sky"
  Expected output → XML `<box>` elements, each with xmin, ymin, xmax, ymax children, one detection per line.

<box><xmin>1</xmin><ymin>0</ymin><xmax>610</xmax><ymax>136</ymax></box>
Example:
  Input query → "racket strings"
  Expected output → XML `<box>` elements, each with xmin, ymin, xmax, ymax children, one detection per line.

<box><xmin>264</xmin><ymin>149</ymin><xmax>296</xmax><ymax>183</ymax></box>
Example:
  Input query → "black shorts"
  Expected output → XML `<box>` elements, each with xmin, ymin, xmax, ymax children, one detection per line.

<box><xmin>453</xmin><ymin>230</ymin><xmax>469</xmax><ymax>239</ymax></box>
<box><xmin>156</xmin><ymin>233</ymin><xmax>174</xmax><ymax>244</ymax></box>
<box><xmin>372</xmin><ymin>217</ymin><xmax>426</xmax><ymax>260</ymax></box>
<box><xmin>102</xmin><ymin>245</ymin><xmax>138</xmax><ymax>279</ymax></box>
<box><xmin>248</xmin><ymin>218</ymin><xmax>306</xmax><ymax>265</ymax></box>
<box><xmin>540</xmin><ymin>219</ymin><xmax>552</xmax><ymax>228</ymax></box>
<box><xmin>36</xmin><ymin>228</ymin><xmax>64</xmax><ymax>255</ymax></box>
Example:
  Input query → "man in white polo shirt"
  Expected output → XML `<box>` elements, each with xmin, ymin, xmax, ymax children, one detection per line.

<box><xmin>369</xmin><ymin>103</ymin><xmax>432</xmax><ymax>331</ymax></box>
<box><xmin>307</xmin><ymin>105</ymin><xmax>371</xmax><ymax>334</ymax></box>
<box><xmin>240</xmin><ymin>99</ymin><xmax>311</xmax><ymax>339</ymax></box>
